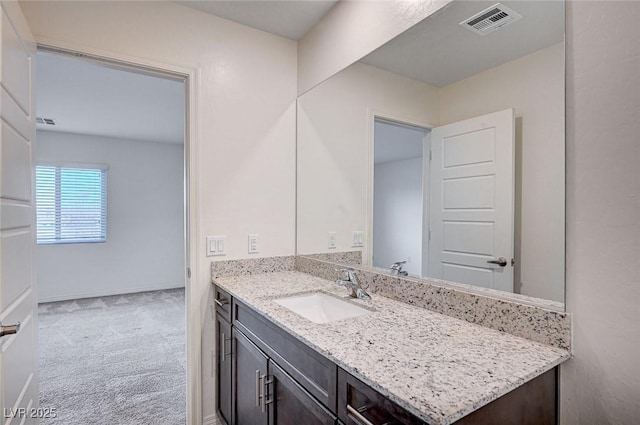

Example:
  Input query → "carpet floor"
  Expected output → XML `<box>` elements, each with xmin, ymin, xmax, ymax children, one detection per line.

<box><xmin>38</xmin><ymin>288</ymin><xmax>186</xmax><ymax>425</ymax></box>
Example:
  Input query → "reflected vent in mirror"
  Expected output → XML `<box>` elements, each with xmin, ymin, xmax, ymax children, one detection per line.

<box><xmin>36</xmin><ymin>117</ymin><xmax>56</xmax><ymax>125</ymax></box>
<box><xmin>460</xmin><ymin>3</ymin><xmax>522</xmax><ymax>35</ymax></box>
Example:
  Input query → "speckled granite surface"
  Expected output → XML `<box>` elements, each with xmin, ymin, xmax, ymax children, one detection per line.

<box><xmin>296</xmin><ymin>256</ymin><xmax>571</xmax><ymax>350</ymax></box>
<box><xmin>211</xmin><ymin>256</ymin><xmax>294</xmax><ymax>278</ymax></box>
<box><xmin>213</xmin><ymin>271</ymin><xmax>570</xmax><ymax>425</ymax></box>
<box><xmin>302</xmin><ymin>251</ymin><xmax>362</xmax><ymax>264</ymax></box>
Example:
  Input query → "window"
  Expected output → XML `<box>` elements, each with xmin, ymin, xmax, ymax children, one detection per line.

<box><xmin>36</xmin><ymin>164</ymin><xmax>108</xmax><ymax>244</ymax></box>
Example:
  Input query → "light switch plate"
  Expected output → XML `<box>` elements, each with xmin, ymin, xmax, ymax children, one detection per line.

<box><xmin>328</xmin><ymin>232</ymin><xmax>337</xmax><ymax>249</ymax></box>
<box><xmin>206</xmin><ymin>236</ymin><xmax>226</xmax><ymax>257</ymax></box>
<box><xmin>352</xmin><ymin>231</ymin><xmax>364</xmax><ymax>247</ymax></box>
<box><xmin>248</xmin><ymin>234</ymin><xmax>259</xmax><ymax>254</ymax></box>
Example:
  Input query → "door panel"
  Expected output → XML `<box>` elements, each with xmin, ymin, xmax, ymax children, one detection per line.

<box><xmin>233</xmin><ymin>328</ymin><xmax>268</xmax><ymax>425</ymax></box>
<box><xmin>442</xmin><ymin>263</ymin><xmax>493</xmax><ymax>288</ymax></box>
<box><xmin>443</xmin><ymin>128</ymin><xmax>495</xmax><ymax>168</ymax></box>
<box><xmin>442</xmin><ymin>221</ymin><xmax>494</xmax><ymax>255</ymax></box>
<box><xmin>0</xmin><ymin>2</ymin><xmax>37</xmax><ymax>423</ymax></box>
<box><xmin>2</xmin><ymin>315</ymin><xmax>34</xmax><ymax>412</ymax></box>
<box><xmin>1</xmin><ymin>122</ymin><xmax>31</xmax><ymax>201</ymax></box>
<box><xmin>1</xmin><ymin>9</ymin><xmax>31</xmax><ymax>113</ymax></box>
<box><xmin>442</xmin><ymin>175</ymin><xmax>495</xmax><ymax>209</ymax></box>
<box><xmin>1</xmin><ymin>230</ymin><xmax>31</xmax><ymax>310</ymax></box>
<box><xmin>429</xmin><ymin>109</ymin><xmax>514</xmax><ymax>292</ymax></box>
<box><xmin>1</xmin><ymin>88</ymin><xmax>32</xmax><ymax>139</ymax></box>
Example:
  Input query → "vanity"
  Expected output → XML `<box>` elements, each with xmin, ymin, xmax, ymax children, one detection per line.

<box><xmin>213</xmin><ymin>1</ymin><xmax>570</xmax><ymax>423</ymax></box>
<box><xmin>212</xmin><ymin>267</ymin><xmax>569</xmax><ymax>425</ymax></box>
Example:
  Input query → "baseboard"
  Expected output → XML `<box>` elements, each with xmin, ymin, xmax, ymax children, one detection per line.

<box><xmin>203</xmin><ymin>414</ymin><xmax>219</xmax><ymax>425</ymax></box>
<box><xmin>38</xmin><ymin>282</ymin><xmax>185</xmax><ymax>303</ymax></box>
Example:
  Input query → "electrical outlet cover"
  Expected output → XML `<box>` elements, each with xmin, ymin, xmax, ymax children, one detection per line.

<box><xmin>248</xmin><ymin>234</ymin><xmax>259</xmax><ymax>254</ymax></box>
<box><xmin>328</xmin><ymin>232</ymin><xmax>337</xmax><ymax>249</ymax></box>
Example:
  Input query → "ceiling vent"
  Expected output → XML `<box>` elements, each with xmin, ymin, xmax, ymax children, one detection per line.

<box><xmin>36</xmin><ymin>117</ymin><xmax>56</xmax><ymax>125</ymax></box>
<box><xmin>460</xmin><ymin>3</ymin><xmax>522</xmax><ymax>36</ymax></box>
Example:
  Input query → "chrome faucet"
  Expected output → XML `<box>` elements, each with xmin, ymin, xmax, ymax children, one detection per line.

<box><xmin>335</xmin><ymin>268</ymin><xmax>371</xmax><ymax>300</ymax></box>
<box><xmin>390</xmin><ymin>261</ymin><xmax>408</xmax><ymax>276</ymax></box>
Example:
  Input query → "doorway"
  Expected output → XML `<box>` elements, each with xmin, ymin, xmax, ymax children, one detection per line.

<box><xmin>372</xmin><ymin>119</ymin><xmax>430</xmax><ymax>276</ymax></box>
<box><xmin>35</xmin><ymin>48</ymin><xmax>190</xmax><ymax>425</ymax></box>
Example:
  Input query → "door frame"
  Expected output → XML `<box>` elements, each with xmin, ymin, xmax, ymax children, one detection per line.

<box><xmin>366</xmin><ymin>108</ymin><xmax>435</xmax><ymax>272</ymax></box>
<box><xmin>35</xmin><ymin>41</ymin><xmax>201</xmax><ymax>424</ymax></box>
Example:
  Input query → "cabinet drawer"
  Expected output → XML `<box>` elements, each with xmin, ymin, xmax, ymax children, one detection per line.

<box><xmin>234</xmin><ymin>299</ymin><xmax>337</xmax><ymax>411</ymax></box>
<box><xmin>452</xmin><ymin>368</ymin><xmax>557</xmax><ymax>425</ymax></box>
<box><xmin>338</xmin><ymin>367</ymin><xmax>557</xmax><ymax>425</ymax></box>
<box><xmin>215</xmin><ymin>285</ymin><xmax>232</xmax><ymax>322</ymax></box>
<box><xmin>338</xmin><ymin>368</ymin><xmax>424</xmax><ymax>425</ymax></box>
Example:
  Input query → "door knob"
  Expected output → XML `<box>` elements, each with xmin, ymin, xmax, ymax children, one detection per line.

<box><xmin>0</xmin><ymin>322</ymin><xmax>20</xmax><ymax>338</ymax></box>
<box><xmin>487</xmin><ymin>257</ymin><xmax>508</xmax><ymax>267</ymax></box>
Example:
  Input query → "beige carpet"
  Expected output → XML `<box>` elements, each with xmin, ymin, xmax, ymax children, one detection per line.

<box><xmin>38</xmin><ymin>288</ymin><xmax>186</xmax><ymax>425</ymax></box>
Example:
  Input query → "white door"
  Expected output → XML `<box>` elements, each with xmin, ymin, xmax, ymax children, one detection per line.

<box><xmin>428</xmin><ymin>109</ymin><xmax>514</xmax><ymax>292</ymax></box>
<box><xmin>0</xmin><ymin>2</ymin><xmax>38</xmax><ymax>423</ymax></box>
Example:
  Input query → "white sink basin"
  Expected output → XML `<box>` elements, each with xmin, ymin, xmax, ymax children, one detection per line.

<box><xmin>274</xmin><ymin>292</ymin><xmax>371</xmax><ymax>324</ymax></box>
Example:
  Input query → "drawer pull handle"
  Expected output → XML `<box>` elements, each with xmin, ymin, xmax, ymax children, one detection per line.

<box><xmin>215</xmin><ymin>298</ymin><xmax>229</xmax><ymax>307</ymax></box>
<box><xmin>347</xmin><ymin>404</ymin><xmax>375</xmax><ymax>425</ymax></box>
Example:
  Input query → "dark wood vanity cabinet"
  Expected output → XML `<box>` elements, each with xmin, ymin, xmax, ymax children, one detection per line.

<box><xmin>231</xmin><ymin>316</ymin><xmax>337</xmax><ymax>425</ymax></box>
<box><xmin>213</xmin><ymin>285</ymin><xmax>557</xmax><ymax>425</ymax></box>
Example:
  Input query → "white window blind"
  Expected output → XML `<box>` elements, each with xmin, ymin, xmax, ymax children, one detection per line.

<box><xmin>36</xmin><ymin>164</ymin><xmax>108</xmax><ymax>244</ymax></box>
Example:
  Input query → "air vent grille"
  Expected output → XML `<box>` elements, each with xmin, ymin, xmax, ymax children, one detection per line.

<box><xmin>36</xmin><ymin>117</ymin><xmax>56</xmax><ymax>126</ymax></box>
<box><xmin>460</xmin><ymin>3</ymin><xmax>522</xmax><ymax>35</ymax></box>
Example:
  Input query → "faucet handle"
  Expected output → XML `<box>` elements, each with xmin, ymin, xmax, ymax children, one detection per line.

<box><xmin>335</xmin><ymin>267</ymin><xmax>356</xmax><ymax>276</ymax></box>
<box><xmin>390</xmin><ymin>261</ymin><xmax>408</xmax><ymax>276</ymax></box>
<box><xmin>390</xmin><ymin>261</ymin><xmax>406</xmax><ymax>270</ymax></box>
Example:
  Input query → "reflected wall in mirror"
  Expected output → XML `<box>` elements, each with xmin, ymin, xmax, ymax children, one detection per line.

<box><xmin>297</xmin><ymin>0</ymin><xmax>565</xmax><ymax>304</ymax></box>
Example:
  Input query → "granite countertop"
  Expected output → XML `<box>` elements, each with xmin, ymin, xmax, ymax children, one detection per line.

<box><xmin>213</xmin><ymin>270</ymin><xmax>570</xmax><ymax>425</ymax></box>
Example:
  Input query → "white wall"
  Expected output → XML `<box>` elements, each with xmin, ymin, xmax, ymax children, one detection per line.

<box><xmin>373</xmin><ymin>157</ymin><xmax>423</xmax><ymax>275</ymax></box>
<box><xmin>297</xmin><ymin>0</ymin><xmax>452</xmax><ymax>95</ymax></box>
<box><xmin>562</xmin><ymin>1</ymin><xmax>640</xmax><ymax>423</ymax></box>
<box><xmin>437</xmin><ymin>42</ymin><xmax>565</xmax><ymax>302</ymax></box>
<box><xmin>297</xmin><ymin>61</ymin><xmax>439</xmax><ymax>257</ymax></box>
<box><xmin>19</xmin><ymin>2</ymin><xmax>298</xmax><ymax>422</ymax></box>
<box><xmin>35</xmin><ymin>131</ymin><xmax>184</xmax><ymax>302</ymax></box>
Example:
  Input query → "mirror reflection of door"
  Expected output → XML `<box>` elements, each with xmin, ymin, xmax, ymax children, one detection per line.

<box><xmin>429</xmin><ymin>109</ymin><xmax>515</xmax><ymax>292</ymax></box>
<box><xmin>373</xmin><ymin>109</ymin><xmax>515</xmax><ymax>291</ymax></box>
<box><xmin>372</xmin><ymin>119</ymin><xmax>429</xmax><ymax>276</ymax></box>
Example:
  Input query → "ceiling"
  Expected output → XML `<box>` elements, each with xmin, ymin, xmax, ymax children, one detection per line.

<box><xmin>361</xmin><ymin>0</ymin><xmax>564</xmax><ymax>87</ymax></box>
<box><xmin>36</xmin><ymin>52</ymin><xmax>185</xmax><ymax>144</ymax></box>
<box><xmin>176</xmin><ymin>0</ymin><xmax>338</xmax><ymax>40</ymax></box>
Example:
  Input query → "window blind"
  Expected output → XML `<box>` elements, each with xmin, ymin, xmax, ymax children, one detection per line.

<box><xmin>36</xmin><ymin>165</ymin><xmax>107</xmax><ymax>244</ymax></box>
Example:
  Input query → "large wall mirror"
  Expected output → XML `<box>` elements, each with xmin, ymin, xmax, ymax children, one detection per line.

<box><xmin>296</xmin><ymin>0</ymin><xmax>566</xmax><ymax>305</ymax></box>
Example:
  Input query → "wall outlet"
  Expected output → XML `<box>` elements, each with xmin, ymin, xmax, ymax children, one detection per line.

<box><xmin>248</xmin><ymin>234</ymin><xmax>259</xmax><ymax>254</ymax></box>
<box><xmin>206</xmin><ymin>236</ymin><xmax>226</xmax><ymax>257</ymax></box>
<box><xmin>328</xmin><ymin>232</ymin><xmax>337</xmax><ymax>249</ymax></box>
<box><xmin>352</xmin><ymin>231</ymin><xmax>364</xmax><ymax>247</ymax></box>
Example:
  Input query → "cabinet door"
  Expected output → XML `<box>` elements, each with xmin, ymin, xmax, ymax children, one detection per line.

<box><xmin>216</xmin><ymin>313</ymin><xmax>232</xmax><ymax>425</ymax></box>
<box><xmin>269</xmin><ymin>361</ymin><xmax>336</xmax><ymax>425</ymax></box>
<box><xmin>233</xmin><ymin>328</ymin><xmax>269</xmax><ymax>425</ymax></box>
